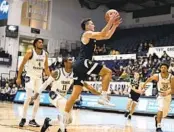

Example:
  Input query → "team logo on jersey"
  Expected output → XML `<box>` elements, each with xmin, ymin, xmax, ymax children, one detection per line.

<box><xmin>54</xmin><ymin>70</ymin><xmax>61</xmax><ymax>81</ymax></box>
<box><xmin>84</xmin><ymin>59</ymin><xmax>93</xmax><ymax>68</ymax></box>
<box><xmin>49</xmin><ymin>91</ymin><xmax>57</xmax><ymax>100</ymax></box>
<box><xmin>88</xmin><ymin>60</ymin><xmax>93</xmax><ymax>65</ymax></box>
<box><xmin>25</xmin><ymin>76</ymin><xmax>30</xmax><ymax>83</ymax></box>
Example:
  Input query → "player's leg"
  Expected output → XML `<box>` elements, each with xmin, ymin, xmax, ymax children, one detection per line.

<box><xmin>98</xmin><ymin>66</ymin><xmax>112</xmax><ymax>92</ymax></box>
<box><xmin>41</xmin><ymin>92</ymin><xmax>70</xmax><ymax>132</ymax></box>
<box><xmin>19</xmin><ymin>76</ymin><xmax>34</xmax><ymax>127</ymax></box>
<box><xmin>156</xmin><ymin>95</ymin><xmax>171</xmax><ymax>132</ymax></box>
<box><xmin>29</xmin><ymin>78</ymin><xmax>42</xmax><ymax>127</ymax></box>
<box><xmin>129</xmin><ymin>94</ymin><xmax>140</xmax><ymax>119</ymax></box>
<box><xmin>65</xmin><ymin>85</ymin><xmax>83</xmax><ymax>113</ymax></box>
<box><xmin>85</xmin><ymin>60</ymin><xmax>113</xmax><ymax>106</ymax></box>
<box><xmin>156</xmin><ymin>96</ymin><xmax>164</xmax><ymax>132</ymax></box>
<box><xmin>128</xmin><ymin>101</ymin><xmax>137</xmax><ymax>120</ymax></box>
<box><xmin>125</xmin><ymin>98</ymin><xmax>133</xmax><ymax>118</ymax></box>
<box><xmin>55</xmin><ymin>96</ymin><xmax>71</xmax><ymax>132</ymax></box>
<box><xmin>162</xmin><ymin>96</ymin><xmax>171</xmax><ymax>118</ymax></box>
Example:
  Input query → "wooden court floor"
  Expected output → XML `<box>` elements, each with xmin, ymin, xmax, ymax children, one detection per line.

<box><xmin>0</xmin><ymin>102</ymin><xmax>173</xmax><ymax>132</ymax></box>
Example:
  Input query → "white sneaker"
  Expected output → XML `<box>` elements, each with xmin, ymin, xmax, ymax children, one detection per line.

<box><xmin>98</xmin><ymin>95</ymin><xmax>115</xmax><ymax>107</ymax></box>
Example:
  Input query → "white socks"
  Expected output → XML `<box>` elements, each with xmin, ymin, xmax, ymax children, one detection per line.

<box><xmin>157</xmin><ymin>123</ymin><xmax>161</xmax><ymax>128</ymax></box>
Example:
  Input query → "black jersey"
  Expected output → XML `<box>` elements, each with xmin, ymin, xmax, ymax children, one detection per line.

<box><xmin>129</xmin><ymin>78</ymin><xmax>141</xmax><ymax>102</ymax></box>
<box><xmin>78</xmin><ymin>37</ymin><xmax>96</xmax><ymax>60</ymax></box>
<box><xmin>131</xmin><ymin>79</ymin><xmax>140</xmax><ymax>90</ymax></box>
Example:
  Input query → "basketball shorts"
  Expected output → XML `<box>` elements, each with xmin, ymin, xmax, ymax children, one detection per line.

<box><xmin>49</xmin><ymin>91</ymin><xmax>73</xmax><ymax>124</ymax></box>
<box><xmin>128</xmin><ymin>90</ymin><xmax>140</xmax><ymax>103</ymax></box>
<box><xmin>157</xmin><ymin>94</ymin><xmax>171</xmax><ymax>117</ymax></box>
<box><xmin>49</xmin><ymin>91</ymin><xmax>67</xmax><ymax>110</ymax></box>
<box><xmin>25</xmin><ymin>75</ymin><xmax>43</xmax><ymax>98</ymax></box>
<box><xmin>73</xmin><ymin>59</ymin><xmax>103</xmax><ymax>86</ymax></box>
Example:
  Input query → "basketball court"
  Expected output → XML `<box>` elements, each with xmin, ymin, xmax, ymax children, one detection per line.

<box><xmin>0</xmin><ymin>102</ymin><xmax>173</xmax><ymax>132</ymax></box>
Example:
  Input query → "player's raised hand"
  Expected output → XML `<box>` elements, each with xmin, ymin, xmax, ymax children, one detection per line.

<box><xmin>109</xmin><ymin>13</ymin><xmax>118</xmax><ymax>23</ymax></box>
<box><xmin>113</xmin><ymin>17</ymin><xmax>122</xmax><ymax>26</ymax></box>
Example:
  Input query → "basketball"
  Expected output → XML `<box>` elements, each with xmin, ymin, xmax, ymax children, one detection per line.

<box><xmin>105</xmin><ymin>9</ymin><xmax>119</xmax><ymax>22</ymax></box>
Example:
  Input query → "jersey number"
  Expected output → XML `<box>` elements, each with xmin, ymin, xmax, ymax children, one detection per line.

<box><xmin>161</xmin><ymin>84</ymin><xmax>168</xmax><ymax>91</ymax></box>
<box><xmin>62</xmin><ymin>85</ymin><xmax>67</xmax><ymax>91</ymax></box>
<box><xmin>38</xmin><ymin>62</ymin><xmax>41</xmax><ymax>67</ymax></box>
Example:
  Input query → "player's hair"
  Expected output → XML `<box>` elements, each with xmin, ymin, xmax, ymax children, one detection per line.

<box><xmin>160</xmin><ymin>62</ymin><xmax>169</xmax><ymax>69</ymax></box>
<box><xmin>81</xmin><ymin>18</ymin><xmax>92</xmax><ymax>30</ymax></box>
<box><xmin>61</xmin><ymin>56</ymin><xmax>72</xmax><ymax>67</ymax></box>
<box><xmin>61</xmin><ymin>58</ymin><xmax>67</xmax><ymax>67</ymax></box>
<box><xmin>33</xmin><ymin>38</ymin><xmax>44</xmax><ymax>48</ymax></box>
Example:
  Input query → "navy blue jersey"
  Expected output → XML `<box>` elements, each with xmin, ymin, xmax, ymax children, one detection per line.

<box><xmin>78</xmin><ymin>36</ymin><xmax>96</xmax><ymax>60</ymax></box>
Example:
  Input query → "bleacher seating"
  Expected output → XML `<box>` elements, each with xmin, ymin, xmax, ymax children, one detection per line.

<box><xmin>0</xmin><ymin>48</ymin><xmax>12</xmax><ymax>66</ymax></box>
<box><xmin>108</xmin><ymin>24</ymin><xmax>174</xmax><ymax>53</ymax></box>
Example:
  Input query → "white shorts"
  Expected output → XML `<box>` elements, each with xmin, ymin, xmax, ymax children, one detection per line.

<box><xmin>157</xmin><ymin>95</ymin><xmax>171</xmax><ymax>117</ymax></box>
<box><xmin>49</xmin><ymin>91</ymin><xmax>67</xmax><ymax>112</ymax></box>
<box><xmin>49</xmin><ymin>91</ymin><xmax>73</xmax><ymax>124</ymax></box>
<box><xmin>25</xmin><ymin>75</ymin><xmax>43</xmax><ymax>98</ymax></box>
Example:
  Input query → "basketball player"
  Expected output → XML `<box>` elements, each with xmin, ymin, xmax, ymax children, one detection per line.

<box><xmin>30</xmin><ymin>57</ymin><xmax>101</xmax><ymax>132</ymax></box>
<box><xmin>16</xmin><ymin>38</ymin><xmax>50</xmax><ymax>127</ymax></box>
<box><xmin>125</xmin><ymin>72</ymin><xmax>144</xmax><ymax>120</ymax></box>
<box><xmin>143</xmin><ymin>63</ymin><xmax>174</xmax><ymax>132</ymax></box>
<box><xmin>61</xmin><ymin>12</ymin><xmax>121</xmax><ymax>130</ymax></box>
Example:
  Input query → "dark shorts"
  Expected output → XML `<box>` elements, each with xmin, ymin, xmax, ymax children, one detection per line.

<box><xmin>73</xmin><ymin>59</ymin><xmax>103</xmax><ymax>86</ymax></box>
<box><xmin>129</xmin><ymin>90</ymin><xmax>140</xmax><ymax>103</ymax></box>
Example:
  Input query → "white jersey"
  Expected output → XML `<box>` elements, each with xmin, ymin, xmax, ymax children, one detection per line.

<box><xmin>25</xmin><ymin>49</ymin><xmax>46</xmax><ymax>78</ymax></box>
<box><xmin>51</xmin><ymin>68</ymin><xmax>73</xmax><ymax>97</ymax></box>
<box><xmin>157</xmin><ymin>73</ymin><xmax>172</xmax><ymax>93</ymax></box>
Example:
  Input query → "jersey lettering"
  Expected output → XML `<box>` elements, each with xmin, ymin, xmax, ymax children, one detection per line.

<box><xmin>157</xmin><ymin>73</ymin><xmax>171</xmax><ymax>92</ymax></box>
<box><xmin>51</xmin><ymin>68</ymin><xmax>73</xmax><ymax>97</ymax></box>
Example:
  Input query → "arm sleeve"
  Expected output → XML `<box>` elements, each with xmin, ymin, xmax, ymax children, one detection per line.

<box><xmin>38</xmin><ymin>75</ymin><xmax>55</xmax><ymax>94</ymax></box>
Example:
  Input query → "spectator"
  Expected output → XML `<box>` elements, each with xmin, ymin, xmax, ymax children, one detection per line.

<box><xmin>1</xmin><ymin>87</ymin><xmax>6</xmax><ymax>101</ymax></box>
<box><xmin>5</xmin><ymin>83</ymin><xmax>11</xmax><ymax>101</ymax></box>
<box><xmin>152</xmin><ymin>53</ymin><xmax>158</xmax><ymax>60</ymax></box>
<box><xmin>9</xmin><ymin>84</ymin><xmax>18</xmax><ymax>101</ymax></box>
<box><xmin>161</xmin><ymin>51</ymin><xmax>169</xmax><ymax>60</ymax></box>
<box><xmin>169</xmin><ymin>62</ymin><xmax>174</xmax><ymax>75</ymax></box>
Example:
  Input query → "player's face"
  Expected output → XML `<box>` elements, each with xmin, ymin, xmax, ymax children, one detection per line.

<box><xmin>65</xmin><ymin>59</ymin><xmax>73</xmax><ymax>69</ymax></box>
<box><xmin>160</xmin><ymin>65</ymin><xmax>168</xmax><ymax>73</ymax></box>
<box><xmin>36</xmin><ymin>40</ymin><xmax>43</xmax><ymax>50</ymax></box>
<box><xmin>87</xmin><ymin>21</ymin><xmax>95</xmax><ymax>31</ymax></box>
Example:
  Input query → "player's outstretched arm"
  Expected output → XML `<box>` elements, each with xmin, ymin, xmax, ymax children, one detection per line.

<box><xmin>103</xmin><ymin>18</ymin><xmax>122</xmax><ymax>39</ymax></box>
<box><xmin>38</xmin><ymin>70</ymin><xmax>60</xmax><ymax>94</ymax></box>
<box><xmin>82</xmin><ymin>81</ymin><xmax>101</xmax><ymax>95</ymax></box>
<box><xmin>83</xmin><ymin>14</ymin><xmax>118</xmax><ymax>41</ymax></box>
<box><xmin>143</xmin><ymin>74</ymin><xmax>158</xmax><ymax>89</ymax></box>
<box><xmin>130</xmin><ymin>85</ymin><xmax>142</xmax><ymax>94</ymax></box>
